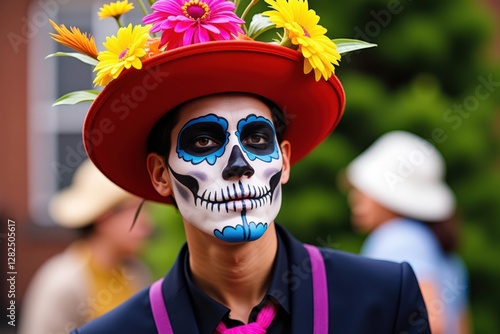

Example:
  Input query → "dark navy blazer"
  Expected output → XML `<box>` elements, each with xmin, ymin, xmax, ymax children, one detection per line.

<box><xmin>73</xmin><ymin>225</ymin><xmax>430</xmax><ymax>333</ymax></box>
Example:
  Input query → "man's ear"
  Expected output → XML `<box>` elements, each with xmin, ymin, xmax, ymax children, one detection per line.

<box><xmin>280</xmin><ymin>140</ymin><xmax>291</xmax><ymax>185</ymax></box>
<box><xmin>146</xmin><ymin>153</ymin><xmax>173</xmax><ymax>197</ymax></box>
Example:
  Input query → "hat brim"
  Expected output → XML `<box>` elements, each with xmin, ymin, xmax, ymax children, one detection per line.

<box><xmin>84</xmin><ymin>40</ymin><xmax>345</xmax><ymax>203</ymax></box>
<box><xmin>347</xmin><ymin>167</ymin><xmax>455</xmax><ymax>222</ymax></box>
<box><xmin>49</xmin><ymin>160</ymin><xmax>135</xmax><ymax>228</ymax></box>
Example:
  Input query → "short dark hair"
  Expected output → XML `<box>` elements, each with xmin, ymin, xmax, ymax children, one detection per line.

<box><xmin>147</xmin><ymin>104</ymin><xmax>182</xmax><ymax>159</ymax></box>
<box><xmin>423</xmin><ymin>213</ymin><xmax>460</xmax><ymax>254</ymax></box>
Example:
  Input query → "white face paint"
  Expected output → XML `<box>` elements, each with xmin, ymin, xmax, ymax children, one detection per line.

<box><xmin>166</xmin><ymin>94</ymin><xmax>284</xmax><ymax>242</ymax></box>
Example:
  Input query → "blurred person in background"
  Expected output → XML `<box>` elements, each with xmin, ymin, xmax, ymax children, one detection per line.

<box><xmin>345</xmin><ymin>130</ymin><xmax>472</xmax><ymax>334</ymax></box>
<box><xmin>19</xmin><ymin>159</ymin><xmax>153</xmax><ymax>334</ymax></box>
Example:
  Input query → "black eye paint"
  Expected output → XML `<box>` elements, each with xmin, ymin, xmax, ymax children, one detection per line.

<box><xmin>240</xmin><ymin>121</ymin><xmax>275</xmax><ymax>155</ymax></box>
<box><xmin>178</xmin><ymin>122</ymin><xmax>226</xmax><ymax>156</ymax></box>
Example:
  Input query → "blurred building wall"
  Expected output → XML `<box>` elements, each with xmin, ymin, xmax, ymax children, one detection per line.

<box><xmin>0</xmin><ymin>1</ymin><xmax>76</xmax><ymax>329</ymax></box>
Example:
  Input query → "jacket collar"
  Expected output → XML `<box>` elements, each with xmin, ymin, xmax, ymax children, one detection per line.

<box><xmin>161</xmin><ymin>224</ymin><xmax>315</xmax><ymax>334</ymax></box>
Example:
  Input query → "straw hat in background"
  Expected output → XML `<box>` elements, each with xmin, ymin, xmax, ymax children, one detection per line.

<box><xmin>346</xmin><ymin>131</ymin><xmax>456</xmax><ymax>222</ymax></box>
<box><xmin>49</xmin><ymin>159</ymin><xmax>137</xmax><ymax>228</ymax></box>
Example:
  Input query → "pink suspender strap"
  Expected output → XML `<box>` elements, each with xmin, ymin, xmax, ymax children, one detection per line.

<box><xmin>304</xmin><ymin>244</ymin><xmax>329</xmax><ymax>334</ymax></box>
<box><xmin>149</xmin><ymin>278</ymin><xmax>173</xmax><ymax>334</ymax></box>
<box><xmin>149</xmin><ymin>245</ymin><xmax>328</xmax><ymax>334</ymax></box>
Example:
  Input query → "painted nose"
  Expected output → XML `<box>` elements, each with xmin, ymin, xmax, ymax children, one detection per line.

<box><xmin>222</xmin><ymin>145</ymin><xmax>255</xmax><ymax>180</ymax></box>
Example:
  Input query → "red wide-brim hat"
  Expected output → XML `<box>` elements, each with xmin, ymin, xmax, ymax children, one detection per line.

<box><xmin>84</xmin><ymin>40</ymin><xmax>345</xmax><ymax>203</ymax></box>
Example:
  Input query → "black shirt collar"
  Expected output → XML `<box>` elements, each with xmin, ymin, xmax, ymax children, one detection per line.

<box><xmin>184</xmin><ymin>229</ymin><xmax>291</xmax><ymax>333</ymax></box>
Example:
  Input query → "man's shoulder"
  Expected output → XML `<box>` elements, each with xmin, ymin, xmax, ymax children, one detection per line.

<box><xmin>319</xmin><ymin>247</ymin><xmax>415</xmax><ymax>293</ymax></box>
<box><xmin>318</xmin><ymin>247</ymin><xmax>429</xmax><ymax>333</ymax></box>
<box><xmin>278</xmin><ymin>224</ymin><xmax>414</xmax><ymax>289</ymax></box>
<box><xmin>71</xmin><ymin>286</ymin><xmax>155</xmax><ymax>334</ymax></box>
<box><xmin>321</xmin><ymin>247</ymin><xmax>406</xmax><ymax>271</ymax></box>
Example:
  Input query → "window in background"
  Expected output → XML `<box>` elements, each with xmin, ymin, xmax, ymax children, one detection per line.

<box><xmin>28</xmin><ymin>0</ymin><xmax>141</xmax><ymax>225</ymax></box>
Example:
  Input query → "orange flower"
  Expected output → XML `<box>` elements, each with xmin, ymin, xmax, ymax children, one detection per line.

<box><xmin>49</xmin><ymin>19</ymin><xmax>98</xmax><ymax>59</ymax></box>
<box><xmin>144</xmin><ymin>38</ymin><xmax>163</xmax><ymax>59</ymax></box>
<box><xmin>236</xmin><ymin>32</ymin><xmax>254</xmax><ymax>41</ymax></box>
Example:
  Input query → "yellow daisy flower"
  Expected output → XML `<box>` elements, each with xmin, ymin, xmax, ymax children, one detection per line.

<box><xmin>49</xmin><ymin>19</ymin><xmax>98</xmax><ymax>59</ymax></box>
<box><xmin>263</xmin><ymin>0</ymin><xmax>341</xmax><ymax>81</ymax></box>
<box><xmin>98</xmin><ymin>0</ymin><xmax>134</xmax><ymax>20</ymax></box>
<box><xmin>93</xmin><ymin>24</ymin><xmax>152</xmax><ymax>87</ymax></box>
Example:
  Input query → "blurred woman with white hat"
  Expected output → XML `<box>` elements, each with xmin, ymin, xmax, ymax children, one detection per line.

<box><xmin>346</xmin><ymin>131</ymin><xmax>471</xmax><ymax>334</ymax></box>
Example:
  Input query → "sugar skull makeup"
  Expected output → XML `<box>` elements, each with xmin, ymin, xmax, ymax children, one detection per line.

<box><xmin>166</xmin><ymin>95</ymin><xmax>284</xmax><ymax>242</ymax></box>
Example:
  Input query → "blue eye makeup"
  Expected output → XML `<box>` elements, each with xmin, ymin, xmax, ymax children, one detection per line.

<box><xmin>237</xmin><ymin>115</ymin><xmax>279</xmax><ymax>163</ymax></box>
<box><xmin>177</xmin><ymin>114</ymin><xmax>229</xmax><ymax>165</ymax></box>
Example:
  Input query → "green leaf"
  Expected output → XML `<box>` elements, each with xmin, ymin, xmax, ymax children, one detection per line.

<box><xmin>53</xmin><ymin>90</ymin><xmax>99</xmax><ymax>106</ymax></box>
<box><xmin>45</xmin><ymin>52</ymin><xmax>99</xmax><ymax>66</ymax></box>
<box><xmin>332</xmin><ymin>38</ymin><xmax>378</xmax><ymax>55</ymax></box>
<box><xmin>247</xmin><ymin>14</ymin><xmax>275</xmax><ymax>40</ymax></box>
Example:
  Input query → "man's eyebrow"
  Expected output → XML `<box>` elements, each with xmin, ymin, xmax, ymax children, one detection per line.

<box><xmin>179</xmin><ymin>122</ymin><xmax>226</xmax><ymax>140</ymax></box>
<box><xmin>184</xmin><ymin>120</ymin><xmax>222</xmax><ymax>127</ymax></box>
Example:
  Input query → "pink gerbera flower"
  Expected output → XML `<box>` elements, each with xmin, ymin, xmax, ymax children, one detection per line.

<box><xmin>142</xmin><ymin>0</ymin><xmax>245</xmax><ymax>49</ymax></box>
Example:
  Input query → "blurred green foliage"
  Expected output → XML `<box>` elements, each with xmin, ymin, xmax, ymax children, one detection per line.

<box><xmin>141</xmin><ymin>0</ymin><xmax>500</xmax><ymax>332</ymax></box>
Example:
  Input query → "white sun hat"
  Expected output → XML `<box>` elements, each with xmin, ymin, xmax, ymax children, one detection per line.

<box><xmin>346</xmin><ymin>131</ymin><xmax>455</xmax><ymax>222</ymax></box>
<box><xmin>49</xmin><ymin>159</ymin><xmax>136</xmax><ymax>228</ymax></box>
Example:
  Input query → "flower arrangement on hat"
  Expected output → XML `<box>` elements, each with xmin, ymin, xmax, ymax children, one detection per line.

<box><xmin>48</xmin><ymin>0</ymin><xmax>375</xmax><ymax>106</ymax></box>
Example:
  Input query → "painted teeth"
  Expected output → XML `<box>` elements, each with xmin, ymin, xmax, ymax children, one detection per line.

<box><xmin>195</xmin><ymin>181</ymin><xmax>271</xmax><ymax>212</ymax></box>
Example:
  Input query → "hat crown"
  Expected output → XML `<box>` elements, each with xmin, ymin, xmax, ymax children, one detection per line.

<box><xmin>346</xmin><ymin>131</ymin><xmax>455</xmax><ymax>221</ymax></box>
<box><xmin>364</xmin><ymin>131</ymin><xmax>445</xmax><ymax>185</ymax></box>
<box><xmin>49</xmin><ymin>160</ymin><xmax>134</xmax><ymax>228</ymax></box>
<box><xmin>47</xmin><ymin>0</ymin><xmax>375</xmax><ymax>204</ymax></box>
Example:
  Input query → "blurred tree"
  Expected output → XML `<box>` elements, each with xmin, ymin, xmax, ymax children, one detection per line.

<box><xmin>143</xmin><ymin>0</ymin><xmax>500</xmax><ymax>332</ymax></box>
<box><xmin>277</xmin><ymin>0</ymin><xmax>499</xmax><ymax>332</ymax></box>
<box><xmin>141</xmin><ymin>203</ymin><xmax>185</xmax><ymax>279</ymax></box>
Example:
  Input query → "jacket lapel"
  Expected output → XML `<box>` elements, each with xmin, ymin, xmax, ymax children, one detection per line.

<box><xmin>161</xmin><ymin>245</ymin><xmax>201</xmax><ymax>334</ymax></box>
<box><xmin>277</xmin><ymin>226</ymin><xmax>316</xmax><ymax>334</ymax></box>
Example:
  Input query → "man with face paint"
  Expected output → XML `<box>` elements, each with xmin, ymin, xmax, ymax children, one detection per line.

<box><xmin>148</xmin><ymin>94</ymin><xmax>286</xmax><ymax>244</ymax></box>
<box><xmin>65</xmin><ymin>2</ymin><xmax>430</xmax><ymax>332</ymax></box>
<box><xmin>143</xmin><ymin>94</ymin><xmax>291</xmax><ymax>328</ymax></box>
<box><xmin>74</xmin><ymin>86</ymin><xmax>430</xmax><ymax>333</ymax></box>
